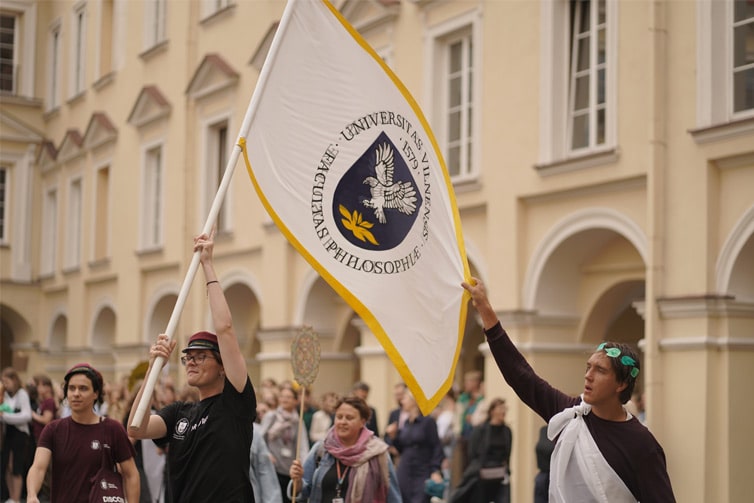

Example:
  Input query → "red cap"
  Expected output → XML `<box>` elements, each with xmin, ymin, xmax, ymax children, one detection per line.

<box><xmin>182</xmin><ymin>331</ymin><xmax>219</xmax><ymax>353</ymax></box>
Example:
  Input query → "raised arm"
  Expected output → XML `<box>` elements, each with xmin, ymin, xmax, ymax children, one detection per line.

<box><xmin>462</xmin><ymin>277</ymin><xmax>575</xmax><ymax>421</ymax></box>
<box><xmin>194</xmin><ymin>230</ymin><xmax>248</xmax><ymax>392</ymax></box>
<box><xmin>461</xmin><ymin>277</ymin><xmax>499</xmax><ymax>330</ymax></box>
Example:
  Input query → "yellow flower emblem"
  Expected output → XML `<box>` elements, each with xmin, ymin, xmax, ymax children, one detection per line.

<box><xmin>339</xmin><ymin>204</ymin><xmax>379</xmax><ymax>246</ymax></box>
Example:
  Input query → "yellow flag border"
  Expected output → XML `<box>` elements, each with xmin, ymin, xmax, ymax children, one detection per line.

<box><xmin>241</xmin><ymin>0</ymin><xmax>471</xmax><ymax>414</ymax></box>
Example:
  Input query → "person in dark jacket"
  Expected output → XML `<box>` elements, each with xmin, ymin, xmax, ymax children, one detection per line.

<box><xmin>534</xmin><ymin>424</ymin><xmax>555</xmax><ymax>503</ymax></box>
<box><xmin>385</xmin><ymin>389</ymin><xmax>444</xmax><ymax>503</ymax></box>
<box><xmin>449</xmin><ymin>398</ymin><xmax>512</xmax><ymax>503</ymax></box>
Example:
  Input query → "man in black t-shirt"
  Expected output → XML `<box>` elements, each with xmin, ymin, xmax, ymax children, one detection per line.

<box><xmin>128</xmin><ymin>231</ymin><xmax>257</xmax><ymax>502</ymax></box>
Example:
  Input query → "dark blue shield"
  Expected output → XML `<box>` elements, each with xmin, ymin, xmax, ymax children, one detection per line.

<box><xmin>332</xmin><ymin>132</ymin><xmax>422</xmax><ymax>251</ymax></box>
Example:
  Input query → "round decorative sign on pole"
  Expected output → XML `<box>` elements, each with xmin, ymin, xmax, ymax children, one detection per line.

<box><xmin>290</xmin><ymin>326</ymin><xmax>321</xmax><ymax>501</ymax></box>
<box><xmin>291</xmin><ymin>325</ymin><xmax>321</xmax><ymax>388</ymax></box>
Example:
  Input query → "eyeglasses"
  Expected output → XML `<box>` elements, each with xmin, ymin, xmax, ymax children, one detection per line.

<box><xmin>180</xmin><ymin>353</ymin><xmax>215</xmax><ymax>366</ymax></box>
<box><xmin>596</xmin><ymin>342</ymin><xmax>640</xmax><ymax>378</ymax></box>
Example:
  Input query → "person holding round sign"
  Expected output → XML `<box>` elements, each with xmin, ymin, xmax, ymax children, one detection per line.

<box><xmin>289</xmin><ymin>395</ymin><xmax>402</xmax><ymax>503</ymax></box>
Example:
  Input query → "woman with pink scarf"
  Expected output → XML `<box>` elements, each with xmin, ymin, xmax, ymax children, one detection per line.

<box><xmin>289</xmin><ymin>396</ymin><xmax>402</xmax><ymax>503</ymax></box>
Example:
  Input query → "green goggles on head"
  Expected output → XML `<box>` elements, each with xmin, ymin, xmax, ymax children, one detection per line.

<box><xmin>596</xmin><ymin>342</ymin><xmax>640</xmax><ymax>378</ymax></box>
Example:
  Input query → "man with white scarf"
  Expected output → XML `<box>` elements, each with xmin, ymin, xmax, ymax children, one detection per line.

<box><xmin>462</xmin><ymin>278</ymin><xmax>675</xmax><ymax>502</ymax></box>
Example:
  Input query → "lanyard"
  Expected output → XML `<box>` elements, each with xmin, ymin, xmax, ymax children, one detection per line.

<box><xmin>335</xmin><ymin>459</ymin><xmax>350</xmax><ymax>498</ymax></box>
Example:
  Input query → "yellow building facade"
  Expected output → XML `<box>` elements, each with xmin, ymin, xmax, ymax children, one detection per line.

<box><xmin>0</xmin><ymin>0</ymin><xmax>752</xmax><ymax>501</ymax></box>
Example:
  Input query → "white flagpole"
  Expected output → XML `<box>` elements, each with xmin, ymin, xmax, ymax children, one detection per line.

<box><xmin>130</xmin><ymin>0</ymin><xmax>302</xmax><ymax>429</ymax></box>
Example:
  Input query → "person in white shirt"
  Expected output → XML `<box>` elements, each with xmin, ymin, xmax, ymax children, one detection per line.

<box><xmin>1</xmin><ymin>367</ymin><xmax>33</xmax><ymax>503</ymax></box>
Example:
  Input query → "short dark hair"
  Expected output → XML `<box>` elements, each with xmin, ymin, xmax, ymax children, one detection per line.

<box><xmin>335</xmin><ymin>396</ymin><xmax>372</xmax><ymax>422</ymax></box>
<box><xmin>595</xmin><ymin>342</ymin><xmax>641</xmax><ymax>404</ymax></box>
<box><xmin>63</xmin><ymin>364</ymin><xmax>105</xmax><ymax>405</ymax></box>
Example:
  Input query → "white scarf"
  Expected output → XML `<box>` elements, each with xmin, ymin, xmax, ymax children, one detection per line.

<box><xmin>547</xmin><ymin>399</ymin><xmax>637</xmax><ymax>503</ymax></box>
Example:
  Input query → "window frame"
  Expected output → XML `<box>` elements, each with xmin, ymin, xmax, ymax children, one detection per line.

<box><xmin>0</xmin><ymin>165</ymin><xmax>8</xmax><ymax>244</ymax></box>
<box><xmin>539</xmin><ymin>0</ymin><xmax>617</xmax><ymax>167</ymax></box>
<box><xmin>731</xmin><ymin>0</ymin><xmax>754</xmax><ymax>117</ymax></box>
<box><xmin>143</xmin><ymin>0</ymin><xmax>167</xmax><ymax>51</ymax></box>
<box><xmin>0</xmin><ymin>12</ymin><xmax>18</xmax><ymax>94</ymax></box>
<box><xmin>94</xmin><ymin>0</ymin><xmax>115</xmax><ymax>80</ymax></box>
<box><xmin>41</xmin><ymin>186</ymin><xmax>58</xmax><ymax>277</ymax></box>
<box><xmin>203</xmin><ymin>115</ymin><xmax>233</xmax><ymax>234</ymax></box>
<box><xmin>47</xmin><ymin>19</ymin><xmax>62</xmax><ymax>110</ymax></box>
<box><xmin>425</xmin><ymin>9</ymin><xmax>482</xmax><ymax>183</ymax></box>
<box><xmin>0</xmin><ymin>1</ymin><xmax>37</xmax><ymax>97</ymax></box>
<box><xmin>697</xmin><ymin>0</ymin><xmax>754</xmax><ymax>133</ymax></box>
<box><xmin>64</xmin><ymin>176</ymin><xmax>83</xmax><ymax>271</ymax></box>
<box><xmin>200</xmin><ymin>0</ymin><xmax>234</xmax><ymax>21</ymax></box>
<box><xmin>91</xmin><ymin>162</ymin><xmax>111</xmax><ymax>263</ymax></box>
<box><xmin>566</xmin><ymin>0</ymin><xmax>610</xmax><ymax>153</ymax></box>
<box><xmin>140</xmin><ymin>141</ymin><xmax>165</xmax><ymax>251</ymax></box>
<box><xmin>70</xmin><ymin>2</ymin><xmax>87</xmax><ymax>97</ymax></box>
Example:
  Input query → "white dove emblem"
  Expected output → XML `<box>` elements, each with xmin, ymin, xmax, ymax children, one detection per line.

<box><xmin>362</xmin><ymin>143</ymin><xmax>418</xmax><ymax>224</ymax></box>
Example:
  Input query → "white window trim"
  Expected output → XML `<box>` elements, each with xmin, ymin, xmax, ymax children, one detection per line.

<box><xmin>201</xmin><ymin>112</ymin><xmax>233</xmax><ymax>233</ymax></box>
<box><xmin>139</xmin><ymin>140</ymin><xmax>165</xmax><ymax>251</ymax></box>
<box><xmin>424</xmin><ymin>8</ymin><xmax>482</xmax><ymax>183</ymax></box>
<box><xmin>1</xmin><ymin>1</ymin><xmax>37</xmax><ymax>97</ymax></box>
<box><xmin>539</xmin><ymin>0</ymin><xmax>618</xmax><ymax>166</ymax></box>
<box><xmin>112</xmin><ymin>0</ymin><xmax>126</xmax><ymax>72</ymax></box>
<box><xmin>69</xmin><ymin>1</ymin><xmax>87</xmax><ymax>98</ymax></box>
<box><xmin>93</xmin><ymin>0</ymin><xmax>115</xmax><ymax>81</ymax></box>
<box><xmin>1</xmin><ymin>147</ymin><xmax>34</xmax><ymax>281</ymax></box>
<box><xmin>697</xmin><ymin>0</ymin><xmax>754</xmax><ymax>128</ymax></box>
<box><xmin>90</xmin><ymin>160</ymin><xmax>112</xmax><ymax>263</ymax></box>
<box><xmin>143</xmin><ymin>0</ymin><xmax>167</xmax><ymax>51</ymax></box>
<box><xmin>46</xmin><ymin>19</ymin><xmax>62</xmax><ymax>111</ymax></box>
<box><xmin>200</xmin><ymin>0</ymin><xmax>234</xmax><ymax>21</ymax></box>
<box><xmin>64</xmin><ymin>175</ymin><xmax>83</xmax><ymax>271</ymax></box>
<box><xmin>41</xmin><ymin>186</ymin><xmax>58</xmax><ymax>277</ymax></box>
<box><xmin>729</xmin><ymin>1</ymin><xmax>754</xmax><ymax>118</ymax></box>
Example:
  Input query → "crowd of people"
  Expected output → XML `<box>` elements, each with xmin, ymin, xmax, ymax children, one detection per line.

<box><xmin>1</xmin><ymin>233</ymin><xmax>673</xmax><ymax>503</ymax></box>
<box><xmin>1</xmin><ymin>361</ymin><xmax>654</xmax><ymax>503</ymax></box>
<box><xmin>0</xmin><ymin>350</ymin><xmax>515</xmax><ymax>503</ymax></box>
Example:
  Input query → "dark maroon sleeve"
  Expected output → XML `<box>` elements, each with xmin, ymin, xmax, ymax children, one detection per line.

<box><xmin>106</xmin><ymin>418</ymin><xmax>137</xmax><ymax>463</ymax></box>
<box><xmin>485</xmin><ymin>322</ymin><xmax>578</xmax><ymax>421</ymax></box>
<box><xmin>37</xmin><ymin>418</ymin><xmax>58</xmax><ymax>450</ymax></box>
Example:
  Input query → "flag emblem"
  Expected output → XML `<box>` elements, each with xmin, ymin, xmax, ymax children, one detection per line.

<box><xmin>332</xmin><ymin>131</ymin><xmax>422</xmax><ymax>251</ymax></box>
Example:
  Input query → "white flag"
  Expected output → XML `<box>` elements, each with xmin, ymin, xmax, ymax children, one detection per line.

<box><xmin>243</xmin><ymin>0</ymin><xmax>470</xmax><ymax>414</ymax></box>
